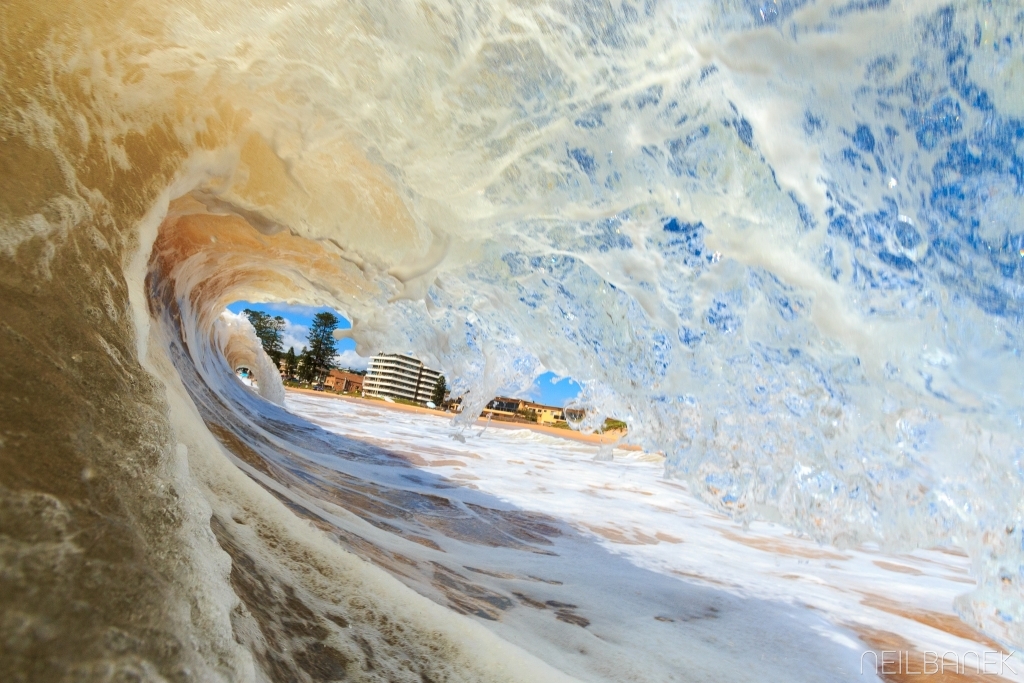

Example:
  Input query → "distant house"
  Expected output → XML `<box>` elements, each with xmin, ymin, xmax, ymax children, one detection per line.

<box><xmin>523</xmin><ymin>401</ymin><xmax>567</xmax><ymax>425</ymax></box>
<box><xmin>485</xmin><ymin>397</ymin><xmax>524</xmax><ymax>416</ymax></box>
<box><xmin>363</xmin><ymin>353</ymin><xmax>443</xmax><ymax>404</ymax></box>
<box><xmin>324</xmin><ymin>369</ymin><xmax>364</xmax><ymax>394</ymax></box>
<box><xmin>483</xmin><ymin>397</ymin><xmax>568</xmax><ymax>424</ymax></box>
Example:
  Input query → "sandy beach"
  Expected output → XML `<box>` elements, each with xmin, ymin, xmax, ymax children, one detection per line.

<box><xmin>285</xmin><ymin>387</ymin><xmax>634</xmax><ymax>447</ymax></box>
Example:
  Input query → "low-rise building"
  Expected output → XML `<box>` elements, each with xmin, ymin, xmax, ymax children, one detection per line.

<box><xmin>324</xmin><ymin>369</ymin><xmax>364</xmax><ymax>394</ymax></box>
<box><xmin>522</xmin><ymin>401</ymin><xmax>566</xmax><ymax>425</ymax></box>
<box><xmin>483</xmin><ymin>397</ymin><xmax>568</xmax><ymax>424</ymax></box>
<box><xmin>363</xmin><ymin>353</ymin><xmax>443</xmax><ymax>404</ymax></box>
<box><xmin>484</xmin><ymin>396</ymin><xmax>524</xmax><ymax>417</ymax></box>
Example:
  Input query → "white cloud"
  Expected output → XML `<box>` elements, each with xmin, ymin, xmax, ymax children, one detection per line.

<box><xmin>334</xmin><ymin>349</ymin><xmax>370</xmax><ymax>371</ymax></box>
<box><xmin>276</xmin><ymin>318</ymin><xmax>366</xmax><ymax>370</ymax></box>
<box><xmin>280</xmin><ymin>319</ymin><xmax>310</xmax><ymax>354</ymax></box>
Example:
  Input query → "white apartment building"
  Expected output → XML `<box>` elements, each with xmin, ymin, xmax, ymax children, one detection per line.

<box><xmin>363</xmin><ymin>353</ymin><xmax>443</xmax><ymax>404</ymax></box>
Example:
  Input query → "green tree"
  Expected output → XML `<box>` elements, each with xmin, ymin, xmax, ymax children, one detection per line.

<box><xmin>242</xmin><ymin>309</ymin><xmax>285</xmax><ymax>363</ymax></box>
<box><xmin>298</xmin><ymin>346</ymin><xmax>315</xmax><ymax>383</ymax></box>
<box><xmin>305</xmin><ymin>312</ymin><xmax>339</xmax><ymax>384</ymax></box>
<box><xmin>430</xmin><ymin>375</ymin><xmax>447</xmax><ymax>406</ymax></box>
<box><xmin>283</xmin><ymin>346</ymin><xmax>297</xmax><ymax>379</ymax></box>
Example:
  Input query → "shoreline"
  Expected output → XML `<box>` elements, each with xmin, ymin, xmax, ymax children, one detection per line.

<box><xmin>284</xmin><ymin>387</ymin><xmax>637</xmax><ymax>448</ymax></box>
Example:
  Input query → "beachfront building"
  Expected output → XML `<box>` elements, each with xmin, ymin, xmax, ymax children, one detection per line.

<box><xmin>483</xmin><ymin>397</ymin><xmax>569</xmax><ymax>424</ymax></box>
<box><xmin>324</xmin><ymin>369</ymin><xmax>364</xmax><ymax>394</ymax></box>
<box><xmin>524</xmin><ymin>402</ymin><xmax>566</xmax><ymax>425</ymax></box>
<box><xmin>485</xmin><ymin>397</ymin><xmax>524</xmax><ymax>417</ymax></box>
<box><xmin>363</xmin><ymin>353</ymin><xmax>442</xmax><ymax>404</ymax></box>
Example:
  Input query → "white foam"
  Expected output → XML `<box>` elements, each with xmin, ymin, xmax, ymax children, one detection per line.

<box><xmin>8</xmin><ymin>0</ymin><xmax>1024</xmax><ymax>663</ymax></box>
<box><xmin>287</xmin><ymin>392</ymin><xmax>1024</xmax><ymax>679</ymax></box>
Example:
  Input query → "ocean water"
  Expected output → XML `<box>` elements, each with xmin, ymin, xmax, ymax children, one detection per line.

<box><xmin>2</xmin><ymin>0</ymin><xmax>1024</xmax><ymax>680</ymax></box>
<box><xmin>284</xmin><ymin>390</ymin><xmax>1023</xmax><ymax>681</ymax></box>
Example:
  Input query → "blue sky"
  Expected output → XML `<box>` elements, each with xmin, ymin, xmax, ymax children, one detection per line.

<box><xmin>528</xmin><ymin>372</ymin><xmax>581</xmax><ymax>407</ymax></box>
<box><xmin>228</xmin><ymin>301</ymin><xmax>581</xmax><ymax>406</ymax></box>
<box><xmin>226</xmin><ymin>300</ymin><xmax>364</xmax><ymax>369</ymax></box>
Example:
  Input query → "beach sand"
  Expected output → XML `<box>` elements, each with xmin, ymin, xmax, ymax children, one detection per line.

<box><xmin>285</xmin><ymin>387</ymin><xmax>635</xmax><ymax>447</ymax></box>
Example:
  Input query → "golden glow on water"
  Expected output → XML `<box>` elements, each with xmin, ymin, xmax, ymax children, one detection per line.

<box><xmin>155</xmin><ymin>195</ymin><xmax>376</xmax><ymax>317</ymax></box>
<box><xmin>0</xmin><ymin>2</ymin><xmax>575</xmax><ymax>678</ymax></box>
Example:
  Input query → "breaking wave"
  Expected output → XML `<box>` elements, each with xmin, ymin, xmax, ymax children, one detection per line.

<box><xmin>3</xmin><ymin>0</ymin><xmax>1024</xmax><ymax>677</ymax></box>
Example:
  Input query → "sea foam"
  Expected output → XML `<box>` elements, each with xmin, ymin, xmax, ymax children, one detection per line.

<box><xmin>2</xmin><ymin>0</ymin><xmax>1024</xmax><ymax>677</ymax></box>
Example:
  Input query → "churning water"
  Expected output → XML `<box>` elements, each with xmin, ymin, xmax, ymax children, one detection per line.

<box><xmin>2</xmin><ymin>0</ymin><xmax>1024</xmax><ymax>680</ymax></box>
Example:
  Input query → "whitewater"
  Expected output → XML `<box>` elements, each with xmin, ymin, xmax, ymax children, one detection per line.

<box><xmin>283</xmin><ymin>389</ymin><xmax>1021</xmax><ymax>681</ymax></box>
<box><xmin>2</xmin><ymin>0</ymin><xmax>1024</xmax><ymax>680</ymax></box>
